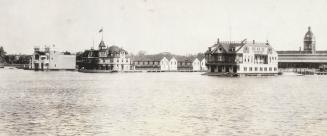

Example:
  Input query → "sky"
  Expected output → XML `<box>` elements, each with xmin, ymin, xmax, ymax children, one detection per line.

<box><xmin>0</xmin><ymin>0</ymin><xmax>327</xmax><ymax>55</ymax></box>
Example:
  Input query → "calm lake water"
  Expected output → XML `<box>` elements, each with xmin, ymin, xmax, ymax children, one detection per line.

<box><xmin>0</xmin><ymin>69</ymin><xmax>327</xmax><ymax>136</ymax></box>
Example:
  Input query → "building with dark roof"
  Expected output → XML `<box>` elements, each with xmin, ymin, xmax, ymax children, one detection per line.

<box><xmin>78</xmin><ymin>40</ymin><xmax>132</xmax><ymax>71</ymax></box>
<box><xmin>205</xmin><ymin>38</ymin><xmax>279</xmax><ymax>75</ymax></box>
<box><xmin>278</xmin><ymin>27</ymin><xmax>327</xmax><ymax>69</ymax></box>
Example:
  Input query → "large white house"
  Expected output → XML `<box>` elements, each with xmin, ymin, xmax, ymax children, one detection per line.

<box><xmin>205</xmin><ymin>38</ymin><xmax>278</xmax><ymax>75</ymax></box>
<box><xmin>31</xmin><ymin>46</ymin><xmax>76</xmax><ymax>70</ymax></box>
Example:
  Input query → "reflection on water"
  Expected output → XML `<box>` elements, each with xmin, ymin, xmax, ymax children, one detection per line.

<box><xmin>1</xmin><ymin>69</ymin><xmax>327</xmax><ymax>135</ymax></box>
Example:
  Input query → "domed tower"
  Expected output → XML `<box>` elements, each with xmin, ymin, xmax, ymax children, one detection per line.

<box><xmin>303</xmin><ymin>26</ymin><xmax>316</xmax><ymax>54</ymax></box>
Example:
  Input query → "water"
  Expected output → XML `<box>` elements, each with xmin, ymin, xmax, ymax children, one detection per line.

<box><xmin>0</xmin><ymin>69</ymin><xmax>327</xmax><ymax>136</ymax></box>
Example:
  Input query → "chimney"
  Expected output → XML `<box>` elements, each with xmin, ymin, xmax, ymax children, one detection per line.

<box><xmin>208</xmin><ymin>47</ymin><xmax>211</xmax><ymax>51</ymax></box>
<box><xmin>217</xmin><ymin>38</ymin><xmax>220</xmax><ymax>44</ymax></box>
<box><xmin>253</xmin><ymin>40</ymin><xmax>255</xmax><ymax>44</ymax></box>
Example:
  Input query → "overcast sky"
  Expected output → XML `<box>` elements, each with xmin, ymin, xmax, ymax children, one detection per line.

<box><xmin>0</xmin><ymin>0</ymin><xmax>327</xmax><ymax>55</ymax></box>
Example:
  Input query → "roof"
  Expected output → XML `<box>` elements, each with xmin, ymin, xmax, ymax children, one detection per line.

<box><xmin>108</xmin><ymin>45</ymin><xmax>128</xmax><ymax>54</ymax></box>
<box><xmin>82</xmin><ymin>50</ymin><xmax>99</xmax><ymax>57</ymax></box>
<box><xmin>98</xmin><ymin>40</ymin><xmax>106</xmax><ymax>48</ymax></box>
<box><xmin>132</xmin><ymin>55</ymin><xmax>163</xmax><ymax>62</ymax></box>
<box><xmin>206</xmin><ymin>39</ymin><xmax>272</xmax><ymax>54</ymax></box>
<box><xmin>304</xmin><ymin>27</ymin><xmax>315</xmax><ymax>40</ymax></box>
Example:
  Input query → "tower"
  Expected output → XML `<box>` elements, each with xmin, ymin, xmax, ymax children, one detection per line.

<box><xmin>303</xmin><ymin>26</ymin><xmax>316</xmax><ymax>54</ymax></box>
<box><xmin>98</xmin><ymin>40</ymin><xmax>106</xmax><ymax>50</ymax></box>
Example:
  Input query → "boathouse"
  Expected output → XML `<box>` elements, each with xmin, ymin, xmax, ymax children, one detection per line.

<box><xmin>205</xmin><ymin>38</ymin><xmax>279</xmax><ymax>75</ymax></box>
<box><xmin>30</xmin><ymin>45</ymin><xmax>76</xmax><ymax>70</ymax></box>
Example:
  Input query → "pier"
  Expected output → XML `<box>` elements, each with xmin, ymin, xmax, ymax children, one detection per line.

<box><xmin>279</xmin><ymin>68</ymin><xmax>327</xmax><ymax>75</ymax></box>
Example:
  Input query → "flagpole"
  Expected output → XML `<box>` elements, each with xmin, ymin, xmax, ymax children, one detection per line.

<box><xmin>101</xmin><ymin>27</ymin><xmax>103</xmax><ymax>41</ymax></box>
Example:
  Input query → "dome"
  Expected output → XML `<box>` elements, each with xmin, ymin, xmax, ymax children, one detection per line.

<box><xmin>304</xmin><ymin>26</ymin><xmax>315</xmax><ymax>40</ymax></box>
<box><xmin>108</xmin><ymin>45</ymin><xmax>127</xmax><ymax>54</ymax></box>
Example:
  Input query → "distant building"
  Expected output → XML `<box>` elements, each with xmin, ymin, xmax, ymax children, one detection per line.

<box><xmin>78</xmin><ymin>40</ymin><xmax>132</xmax><ymax>71</ymax></box>
<box><xmin>132</xmin><ymin>57</ymin><xmax>162</xmax><ymax>71</ymax></box>
<box><xmin>200</xmin><ymin>58</ymin><xmax>207</xmax><ymax>71</ymax></box>
<box><xmin>160</xmin><ymin>57</ymin><xmax>170</xmax><ymax>71</ymax></box>
<box><xmin>177</xmin><ymin>58</ymin><xmax>193</xmax><ymax>71</ymax></box>
<box><xmin>278</xmin><ymin>27</ymin><xmax>327</xmax><ymax>69</ymax></box>
<box><xmin>168</xmin><ymin>57</ymin><xmax>177</xmax><ymax>71</ymax></box>
<box><xmin>205</xmin><ymin>38</ymin><xmax>278</xmax><ymax>75</ymax></box>
<box><xmin>132</xmin><ymin>55</ymin><xmax>205</xmax><ymax>71</ymax></box>
<box><xmin>31</xmin><ymin>45</ymin><xmax>76</xmax><ymax>70</ymax></box>
<box><xmin>133</xmin><ymin>56</ymin><xmax>178</xmax><ymax>71</ymax></box>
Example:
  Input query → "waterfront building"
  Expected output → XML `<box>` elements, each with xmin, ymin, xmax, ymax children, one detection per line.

<box><xmin>278</xmin><ymin>27</ymin><xmax>327</xmax><ymax>69</ymax></box>
<box><xmin>205</xmin><ymin>38</ymin><xmax>279</xmax><ymax>75</ymax></box>
<box><xmin>176</xmin><ymin>57</ymin><xmax>204</xmax><ymax>71</ymax></box>
<box><xmin>168</xmin><ymin>57</ymin><xmax>177</xmax><ymax>71</ymax></box>
<box><xmin>192</xmin><ymin>58</ymin><xmax>201</xmax><ymax>71</ymax></box>
<box><xmin>78</xmin><ymin>40</ymin><xmax>131</xmax><ymax>71</ymax></box>
<box><xmin>132</xmin><ymin>57</ymin><xmax>162</xmax><ymax>71</ymax></box>
<box><xmin>200</xmin><ymin>58</ymin><xmax>207</xmax><ymax>71</ymax></box>
<box><xmin>31</xmin><ymin>45</ymin><xmax>76</xmax><ymax>70</ymax></box>
<box><xmin>160</xmin><ymin>57</ymin><xmax>169</xmax><ymax>71</ymax></box>
<box><xmin>177</xmin><ymin>58</ymin><xmax>193</xmax><ymax>71</ymax></box>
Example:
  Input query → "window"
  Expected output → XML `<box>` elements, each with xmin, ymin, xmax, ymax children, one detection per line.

<box><xmin>269</xmin><ymin>67</ymin><xmax>272</xmax><ymax>71</ymax></box>
<box><xmin>264</xmin><ymin>67</ymin><xmax>267</xmax><ymax>71</ymax></box>
<box><xmin>274</xmin><ymin>67</ymin><xmax>277</xmax><ymax>71</ymax></box>
<box><xmin>255</xmin><ymin>67</ymin><xmax>258</xmax><ymax>71</ymax></box>
<box><xmin>260</xmin><ymin>67</ymin><xmax>263</xmax><ymax>71</ymax></box>
<box><xmin>249</xmin><ymin>67</ymin><xmax>252</xmax><ymax>71</ymax></box>
<box><xmin>244</xmin><ymin>67</ymin><xmax>247</xmax><ymax>71</ymax></box>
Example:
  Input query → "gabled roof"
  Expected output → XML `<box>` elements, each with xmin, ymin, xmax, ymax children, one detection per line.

<box><xmin>206</xmin><ymin>39</ymin><xmax>273</xmax><ymax>54</ymax></box>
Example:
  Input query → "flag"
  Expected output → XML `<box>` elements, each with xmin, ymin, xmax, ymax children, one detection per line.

<box><xmin>99</xmin><ymin>28</ymin><xmax>103</xmax><ymax>33</ymax></box>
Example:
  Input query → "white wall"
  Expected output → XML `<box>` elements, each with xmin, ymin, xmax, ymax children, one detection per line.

<box><xmin>49</xmin><ymin>51</ymin><xmax>76</xmax><ymax>70</ymax></box>
<box><xmin>160</xmin><ymin>57</ymin><xmax>169</xmax><ymax>71</ymax></box>
<box><xmin>169</xmin><ymin>57</ymin><xmax>177</xmax><ymax>71</ymax></box>
<box><xmin>201</xmin><ymin>59</ymin><xmax>207</xmax><ymax>71</ymax></box>
<box><xmin>192</xmin><ymin>58</ymin><xmax>201</xmax><ymax>71</ymax></box>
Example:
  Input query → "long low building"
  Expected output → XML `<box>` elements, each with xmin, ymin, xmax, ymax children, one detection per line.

<box><xmin>132</xmin><ymin>55</ymin><xmax>207</xmax><ymax>71</ymax></box>
<box><xmin>278</xmin><ymin>27</ymin><xmax>327</xmax><ymax>69</ymax></box>
<box><xmin>278</xmin><ymin>51</ymin><xmax>327</xmax><ymax>68</ymax></box>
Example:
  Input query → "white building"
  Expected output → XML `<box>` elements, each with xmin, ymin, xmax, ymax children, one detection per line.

<box><xmin>160</xmin><ymin>57</ymin><xmax>169</xmax><ymax>71</ymax></box>
<box><xmin>205</xmin><ymin>39</ymin><xmax>278</xmax><ymax>75</ymax></box>
<box><xmin>31</xmin><ymin>46</ymin><xmax>76</xmax><ymax>70</ymax></box>
<box><xmin>192</xmin><ymin>58</ymin><xmax>201</xmax><ymax>71</ymax></box>
<box><xmin>200</xmin><ymin>58</ymin><xmax>207</xmax><ymax>71</ymax></box>
<box><xmin>168</xmin><ymin>57</ymin><xmax>178</xmax><ymax>71</ymax></box>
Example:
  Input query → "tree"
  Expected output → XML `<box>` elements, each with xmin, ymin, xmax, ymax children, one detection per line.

<box><xmin>137</xmin><ymin>50</ymin><xmax>147</xmax><ymax>56</ymax></box>
<box><xmin>0</xmin><ymin>46</ymin><xmax>6</xmax><ymax>63</ymax></box>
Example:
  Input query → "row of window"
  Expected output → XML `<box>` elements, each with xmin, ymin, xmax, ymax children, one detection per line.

<box><xmin>243</xmin><ymin>66</ymin><xmax>277</xmax><ymax>72</ymax></box>
<box><xmin>101</xmin><ymin>58</ymin><xmax>129</xmax><ymax>63</ymax></box>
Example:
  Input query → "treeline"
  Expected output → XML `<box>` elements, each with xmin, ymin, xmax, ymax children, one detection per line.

<box><xmin>0</xmin><ymin>46</ymin><xmax>31</xmax><ymax>64</ymax></box>
<box><xmin>0</xmin><ymin>46</ymin><xmax>6</xmax><ymax>64</ymax></box>
<box><xmin>4</xmin><ymin>55</ymin><xmax>31</xmax><ymax>64</ymax></box>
